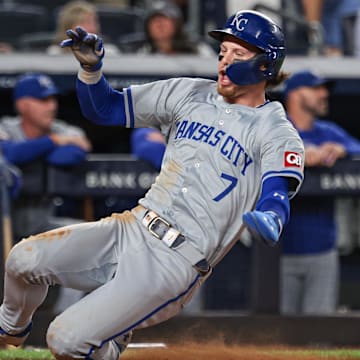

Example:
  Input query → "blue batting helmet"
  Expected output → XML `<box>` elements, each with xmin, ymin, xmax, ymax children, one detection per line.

<box><xmin>209</xmin><ymin>10</ymin><xmax>286</xmax><ymax>85</ymax></box>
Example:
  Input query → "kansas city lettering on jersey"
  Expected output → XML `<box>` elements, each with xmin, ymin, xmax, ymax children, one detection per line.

<box><xmin>175</xmin><ymin>120</ymin><xmax>253</xmax><ymax>176</ymax></box>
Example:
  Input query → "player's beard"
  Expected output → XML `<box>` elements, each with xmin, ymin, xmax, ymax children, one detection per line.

<box><xmin>300</xmin><ymin>94</ymin><xmax>329</xmax><ymax>117</ymax></box>
<box><xmin>217</xmin><ymin>82</ymin><xmax>243</xmax><ymax>102</ymax></box>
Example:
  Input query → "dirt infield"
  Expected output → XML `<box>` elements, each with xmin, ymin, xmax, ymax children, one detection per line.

<box><xmin>123</xmin><ymin>343</ymin><xmax>360</xmax><ymax>360</ymax></box>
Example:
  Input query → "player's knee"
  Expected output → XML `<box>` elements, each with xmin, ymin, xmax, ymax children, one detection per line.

<box><xmin>5</xmin><ymin>241</ymin><xmax>39</xmax><ymax>279</ymax></box>
<box><xmin>47</xmin><ymin>319</ymin><xmax>83</xmax><ymax>360</ymax></box>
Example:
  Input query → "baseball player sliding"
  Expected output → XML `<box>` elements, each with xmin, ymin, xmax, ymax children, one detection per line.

<box><xmin>0</xmin><ymin>10</ymin><xmax>304</xmax><ymax>360</ymax></box>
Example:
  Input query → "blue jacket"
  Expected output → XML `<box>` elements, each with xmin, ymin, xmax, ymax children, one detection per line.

<box><xmin>281</xmin><ymin>120</ymin><xmax>360</xmax><ymax>255</ymax></box>
<box><xmin>130</xmin><ymin>128</ymin><xmax>165</xmax><ymax>170</ymax></box>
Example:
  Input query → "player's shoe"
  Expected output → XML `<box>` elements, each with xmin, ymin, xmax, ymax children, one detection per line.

<box><xmin>0</xmin><ymin>322</ymin><xmax>32</xmax><ymax>347</ymax></box>
<box><xmin>242</xmin><ymin>210</ymin><xmax>282</xmax><ymax>246</ymax></box>
<box><xmin>113</xmin><ymin>330</ymin><xmax>133</xmax><ymax>356</ymax></box>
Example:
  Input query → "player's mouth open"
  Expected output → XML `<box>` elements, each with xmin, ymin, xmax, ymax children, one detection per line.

<box><xmin>219</xmin><ymin>70</ymin><xmax>232</xmax><ymax>86</ymax></box>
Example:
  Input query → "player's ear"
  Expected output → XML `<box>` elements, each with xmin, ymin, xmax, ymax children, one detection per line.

<box><xmin>15</xmin><ymin>99</ymin><xmax>26</xmax><ymax>115</ymax></box>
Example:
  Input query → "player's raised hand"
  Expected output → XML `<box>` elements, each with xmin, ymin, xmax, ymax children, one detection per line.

<box><xmin>61</xmin><ymin>27</ymin><xmax>104</xmax><ymax>72</ymax></box>
<box><xmin>242</xmin><ymin>210</ymin><xmax>282</xmax><ymax>246</ymax></box>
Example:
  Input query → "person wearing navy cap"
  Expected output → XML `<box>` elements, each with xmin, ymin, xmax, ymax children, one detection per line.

<box><xmin>13</xmin><ymin>73</ymin><xmax>60</xmax><ymax>100</ymax></box>
<box><xmin>0</xmin><ymin>73</ymin><xmax>92</xmax><ymax>314</ymax></box>
<box><xmin>280</xmin><ymin>70</ymin><xmax>360</xmax><ymax>315</ymax></box>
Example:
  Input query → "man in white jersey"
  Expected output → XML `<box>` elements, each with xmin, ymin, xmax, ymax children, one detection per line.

<box><xmin>0</xmin><ymin>10</ymin><xmax>304</xmax><ymax>360</ymax></box>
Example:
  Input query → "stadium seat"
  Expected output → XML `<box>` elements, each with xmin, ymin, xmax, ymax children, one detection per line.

<box><xmin>17</xmin><ymin>32</ymin><xmax>55</xmax><ymax>52</ymax></box>
<box><xmin>117</xmin><ymin>32</ymin><xmax>147</xmax><ymax>53</ymax></box>
<box><xmin>96</xmin><ymin>6</ymin><xmax>146</xmax><ymax>45</ymax></box>
<box><xmin>0</xmin><ymin>4</ymin><xmax>50</xmax><ymax>49</ymax></box>
<box><xmin>9</xmin><ymin>0</ymin><xmax>68</xmax><ymax>25</ymax></box>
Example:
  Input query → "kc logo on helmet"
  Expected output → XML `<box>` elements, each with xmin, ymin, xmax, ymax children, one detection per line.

<box><xmin>284</xmin><ymin>152</ymin><xmax>302</xmax><ymax>168</ymax></box>
<box><xmin>231</xmin><ymin>13</ymin><xmax>249</xmax><ymax>31</ymax></box>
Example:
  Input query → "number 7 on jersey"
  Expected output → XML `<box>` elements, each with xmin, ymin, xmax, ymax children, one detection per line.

<box><xmin>213</xmin><ymin>173</ymin><xmax>238</xmax><ymax>202</ymax></box>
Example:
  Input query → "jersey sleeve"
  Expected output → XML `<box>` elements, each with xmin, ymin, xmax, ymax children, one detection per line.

<box><xmin>123</xmin><ymin>78</ymin><xmax>195</xmax><ymax>131</ymax></box>
<box><xmin>259</xmin><ymin>106</ymin><xmax>305</xmax><ymax>199</ymax></box>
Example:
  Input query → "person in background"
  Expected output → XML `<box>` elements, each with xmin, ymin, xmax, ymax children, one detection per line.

<box><xmin>280</xmin><ymin>70</ymin><xmax>360</xmax><ymax>315</ymax></box>
<box><xmin>0</xmin><ymin>42</ymin><xmax>13</xmax><ymax>53</ymax></box>
<box><xmin>301</xmin><ymin>0</ymin><xmax>360</xmax><ymax>57</ymax></box>
<box><xmin>0</xmin><ymin>73</ymin><xmax>92</xmax><ymax>314</ymax></box>
<box><xmin>137</xmin><ymin>0</ymin><xmax>215</xmax><ymax>56</ymax></box>
<box><xmin>47</xmin><ymin>0</ymin><xmax>120</xmax><ymax>55</ymax></box>
<box><xmin>340</xmin><ymin>0</ymin><xmax>360</xmax><ymax>57</ymax></box>
<box><xmin>130</xmin><ymin>128</ymin><xmax>165</xmax><ymax>170</ymax></box>
<box><xmin>298</xmin><ymin>0</ymin><xmax>343</xmax><ymax>56</ymax></box>
<box><xmin>0</xmin><ymin>150</ymin><xmax>21</xmax><ymax>202</ymax></box>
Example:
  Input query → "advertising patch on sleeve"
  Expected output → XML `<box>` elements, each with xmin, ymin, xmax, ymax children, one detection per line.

<box><xmin>284</xmin><ymin>151</ymin><xmax>302</xmax><ymax>168</ymax></box>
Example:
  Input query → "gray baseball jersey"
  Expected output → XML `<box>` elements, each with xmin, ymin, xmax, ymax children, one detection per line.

<box><xmin>124</xmin><ymin>77</ymin><xmax>304</xmax><ymax>266</ymax></box>
<box><xmin>0</xmin><ymin>116</ymin><xmax>86</xmax><ymax>141</ymax></box>
<box><xmin>0</xmin><ymin>77</ymin><xmax>304</xmax><ymax>360</ymax></box>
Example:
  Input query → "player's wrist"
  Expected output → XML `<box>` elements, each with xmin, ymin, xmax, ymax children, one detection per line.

<box><xmin>80</xmin><ymin>60</ymin><xmax>103</xmax><ymax>72</ymax></box>
<box><xmin>78</xmin><ymin>68</ymin><xmax>102</xmax><ymax>84</ymax></box>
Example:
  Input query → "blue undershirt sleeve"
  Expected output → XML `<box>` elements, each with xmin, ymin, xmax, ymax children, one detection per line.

<box><xmin>255</xmin><ymin>176</ymin><xmax>290</xmax><ymax>226</ymax></box>
<box><xmin>77</xmin><ymin>76</ymin><xmax>126</xmax><ymax>126</ymax></box>
<box><xmin>46</xmin><ymin>145</ymin><xmax>87</xmax><ymax>166</ymax></box>
<box><xmin>1</xmin><ymin>137</ymin><xmax>55</xmax><ymax>165</ymax></box>
<box><xmin>131</xmin><ymin>129</ymin><xmax>165</xmax><ymax>170</ymax></box>
<box><xmin>331</xmin><ymin>124</ymin><xmax>360</xmax><ymax>155</ymax></box>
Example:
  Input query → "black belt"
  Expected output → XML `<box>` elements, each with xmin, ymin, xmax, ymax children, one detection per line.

<box><xmin>137</xmin><ymin>206</ymin><xmax>211</xmax><ymax>276</ymax></box>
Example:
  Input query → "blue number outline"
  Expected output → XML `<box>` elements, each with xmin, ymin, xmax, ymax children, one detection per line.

<box><xmin>213</xmin><ymin>173</ymin><xmax>238</xmax><ymax>202</ymax></box>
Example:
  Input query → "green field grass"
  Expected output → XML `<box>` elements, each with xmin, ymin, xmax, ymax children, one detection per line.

<box><xmin>262</xmin><ymin>348</ymin><xmax>360</xmax><ymax>358</ymax></box>
<box><xmin>0</xmin><ymin>349</ymin><xmax>53</xmax><ymax>360</ymax></box>
<box><xmin>1</xmin><ymin>347</ymin><xmax>360</xmax><ymax>360</ymax></box>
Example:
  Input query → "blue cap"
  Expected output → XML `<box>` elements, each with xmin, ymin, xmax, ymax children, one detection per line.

<box><xmin>14</xmin><ymin>74</ymin><xmax>59</xmax><ymax>101</ymax></box>
<box><xmin>283</xmin><ymin>70</ymin><xmax>332</xmax><ymax>99</ymax></box>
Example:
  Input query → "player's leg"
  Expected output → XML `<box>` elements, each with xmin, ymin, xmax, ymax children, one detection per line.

<box><xmin>280</xmin><ymin>255</ymin><xmax>304</xmax><ymax>314</ymax></box>
<box><xmin>45</xmin><ymin>216</ymin><xmax>87</xmax><ymax>315</ymax></box>
<box><xmin>0</xmin><ymin>213</ymin><xmax>127</xmax><ymax>346</ymax></box>
<box><xmin>46</xmin><ymin>227</ymin><xmax>201</xmax><ymax>360</ymax></box>
<box><xmin>303</xmin><ymin>249</ymin><xmax>339</xmax><ymax>314</ymax></box>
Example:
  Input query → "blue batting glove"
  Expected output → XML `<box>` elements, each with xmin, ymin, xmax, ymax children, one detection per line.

<box><xmin>242</xmin><ymin>210</ymin><xmax>282</xmax><ymax>246</ymax></box>
<box><xmin>61</xmin><ymin>26</ymin><xmax>104</xmax><ymax>72</ymax></box>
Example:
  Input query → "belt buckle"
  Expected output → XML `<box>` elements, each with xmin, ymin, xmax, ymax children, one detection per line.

<box><xmin>148</xmin><ymin>216</ymin><xmax>170</xmax><ymax>239</ymax></box>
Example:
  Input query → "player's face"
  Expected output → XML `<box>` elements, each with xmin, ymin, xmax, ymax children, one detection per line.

<box><xmin>19</xmin><ymin>96</ymin><xmax>58</xmax><ymax>133</ymax></box>
<box><xmin>217</xmin><ymin>36</ymin><xmax>261</xmax><ymax>101</ymax></box>
<box><xmin>147</xmin><ymin>15</ymin><xmax>177</xmax><ymax>42</ymax></box>
<box><xmin>298</xmin><ymin>85</ymin><xmax>329</xmax><ymax>117</ymax></box>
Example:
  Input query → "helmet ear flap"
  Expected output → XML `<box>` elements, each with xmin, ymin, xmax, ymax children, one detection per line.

<box><xmin>225</xmin><ymin>53</ymin><xmax>268</xmax><ymax>85</ymax></box>
<box><xmin>262</xmin><ymin>48</ymin><xmax>285</xmax><ymax>78</ymax></box>
<box><xmin>261</xmin><ymin>51</ymin><xmax>275</xmax><ymax>78</ymax></box>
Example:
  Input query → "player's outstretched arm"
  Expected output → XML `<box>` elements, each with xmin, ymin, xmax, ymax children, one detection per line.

<box><xmin>61</xmin><ymin>27</ymin><xmax>126</xmax><ymax>126</ymax></box>
<box><xmin>242</xmin><ymin>176</ymin><xmax>290</xmax><ymax>246</ymax></box>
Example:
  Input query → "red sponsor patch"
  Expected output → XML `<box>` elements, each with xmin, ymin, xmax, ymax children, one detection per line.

<box><xmin>284</xmin><ymin>151</ymin><xmax>302</xmax><ymax>167</ymax></box>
